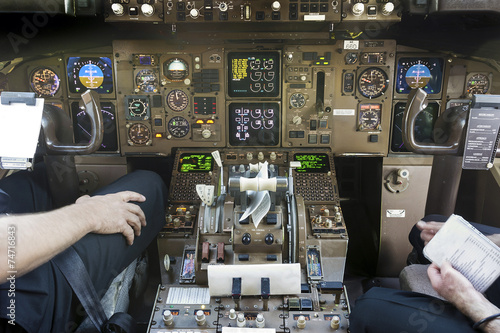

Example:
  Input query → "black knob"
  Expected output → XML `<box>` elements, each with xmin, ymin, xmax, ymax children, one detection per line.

<box><xmin>265</xmin><ymin>233</ymin><xmax>274</xmax><ymax>245</ymax></box>
<box><xmin>242</xmin><ymin>233</ymin><xmax>251</xmax><ymax>245</ymax></box>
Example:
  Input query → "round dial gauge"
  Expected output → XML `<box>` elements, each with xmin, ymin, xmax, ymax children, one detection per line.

<box><xmin>164</xmin><ymin>58</ymin><xmax>189</xmax><ymax>82</ymax></box>
<box><xmin>345</xmin><ymin>52</ymin><xmax>358</xmax><ymax>65</ymax></box>
<box><xmin>405</xmin><ymin>63</ymin><xmax>431</xmax><ymax>89</ymax></box>
<box><xmin>30</xmin><ymin>68</ymin><xmax>60</xmax><ymax>97</ymax></box>
<box><xmin>358</xmin><ymin>67</ymin><xmax>389</xmax><ymax>98</ymax></box>
<box><xmin>290</xmin><ymin>93</ymin><xmax>306</xmax><ymax>108</ymax></box>
<box><xmin>466</xmin><ymin>73</ymin><xmax>490</xmax><ymax>97</ymax></box>
<box><xmin>167</xmin><ymin>89</ymin><xmax>189</xmax><ymax>111</ymax></box>
<box><xmin>128</xmin><ymin>123</ymin><xmax>151</xmax><ymax>145</ymax></box>
<box><xmin>135</xmin><ymin>69</ymin><xmax>158</xmax><ymax>93</ymax></box>
<box><xmin>127</xmin><ymin>98</ymin><xmax>149</xmax><ymax>119</ymax></box>
<box><xmin>168</xmin><ymin>116</ymin><xmax>190</xmax><ymax>138</ymax></box>
<box><xmin>358</xmin><ymin>103</ymin><xmax>381</xmax><ymax>131</ymax></box>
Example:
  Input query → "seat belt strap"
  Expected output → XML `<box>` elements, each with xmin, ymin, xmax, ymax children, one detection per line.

<box><xmin>53</xmin><ymin>247</ymin><xmax>107</xmax><ymax>331</ymax></box>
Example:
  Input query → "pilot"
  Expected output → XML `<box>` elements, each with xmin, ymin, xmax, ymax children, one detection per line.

<box><xmin>350</xmin><ymin>215</ymin><xmax>500</xmax><ymax>333</ymax></box>
<box><xmin>0</xmin><ymin>163</ymin><xmax>168</xmax><ymax>332</ymax></box>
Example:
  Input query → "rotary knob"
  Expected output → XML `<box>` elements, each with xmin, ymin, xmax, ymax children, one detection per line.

<box><xmin>258</xmin><ymin>152</ymin><xmax>265</xmax><ymax>161</ymax></box>
<box><xmin>382</xmin><ymin>2</ymin><xmax>394</xmax><ymax>15</ymax></box>
<box><xmin>141</xmin><ymin>3</ymin><xmax>155</xmax><ymax>16</ymax></box>
<box><xmin>190</xmin><ymin>8</ymin><xmax>200</xmax><ymax>18</ymax></box>
<box><xmin>242</xmin><ymin>233</ymin><xmax>251</xmax><ymax>245</ymax></box>
<box><xmin>111</xmin><ymin>3</ymin><xmax>124</xmax><ymax>16</ymax></box>
<box><xmin>272</xmin><ymin>1</ymin><xmax>281</xmax><ymax>11</ymax></box>
<box><xmin>246</xmin><ymin>152</ymin><xmax>253</xmax><ymax>160</ymax></box>
<box><xmin>163</xmin><ymin>310</ymin><xmax>174</xmax><ymax>326</ymax></box>
<box><xmin>352</xmin><ymin>2</ymin><xmax>364</xmax><ymax>16</ymax></box>
<box><xmin>292</xmin><ymin>115</ymin><xmax>302</xmax><ymax>125</ymax></box>
<box><xmin>265</xmin><ymin>233</ymin><xmax>274</xmax><ymax>245</ymax></box>
<box><xmin>201</xmin><ymin>129</ymin><xmax>212</xmax><ymax>139</ymax></box>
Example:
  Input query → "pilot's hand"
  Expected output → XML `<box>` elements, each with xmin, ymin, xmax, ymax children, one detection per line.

<box><xmin>427</xmin><ymin>262</ymin><xmax>475</xmax><ymax>306</ymax></box>
<box><xmin>75</xmin><ymin>191</ymin><xmax>146</xmax><ymax>245</ymax></box>
<box><xmin>416</xmin><ymin>220</ymin><xmax>444</xmax><ymax>245</ymax></box>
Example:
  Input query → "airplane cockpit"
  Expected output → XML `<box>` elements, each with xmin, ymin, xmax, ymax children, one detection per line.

<box><xmin>0</xmin><ymin>1</ymin><xmax>500</xmax><ymax>332</ymax></box>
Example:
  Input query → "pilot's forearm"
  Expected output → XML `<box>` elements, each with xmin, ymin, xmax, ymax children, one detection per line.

<box><xmin>0</xmin><ymin>204</ymin><xmax>94</xmax><ymax>282</ymax></box>
<box><xmin>454</xmin><ymin>289</ymin><xmax>500</xmax><ymax>332</ymax></box>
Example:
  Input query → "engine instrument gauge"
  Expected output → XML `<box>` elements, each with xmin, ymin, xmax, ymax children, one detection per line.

<box><xmin>167</xmin><ymin>89</ymin><xmax>189</xmax><ymax>111</ymax></box>
<box><xmin>125</xmin><ymin>96</ymin><xmax>150</xmax><ymax>120</ymax></box>
<box><xmin>345</xmin><ymin>52</ymin><xmax>358</xmax><ymax>65</ymax></box>
<box><xmin>358</xmin><ymin>103</ymin><xmax>381</xmax><ymax>131</ymax></box>
<box><xmin>30</xmin><ymin>68</ymin><xmax>60</xmax><ymax>97</ymax></box>
<box><xmin>67</xmin><ymin>57</ymin><xmax>113</xmax><ymax>94</ymax></box>
<box><xmin>168</xmin><ymin>116</ymin><xmax>190</xmax><ymax>138</ymax></box>
<box><xmin>396</xmin><ymin>57</ymin><xmax>444</xmax><ymax>95</ymax></box>
<box><xmin>72</xmin><ymin>102</ymin><xmax>118</xmax><ymax>152</ymax></box>
<box><xmin>128</xmin><ymin>123</ymin><xmax>151</xmax><ymax>145</ymax></box>
<box><xmin>466</xmin><ymin>73</ymin><xmax>490</xmax><ymax>97</ymax></box>
<box><xmin>391</xmin><ymin>102</ymin><xmax>439</xmax><ymax>153</ymax></box>
<box><xmin>290</xmin><ymin>93</ymin><xmax>306</xmax><ymax>108</ymax></box>
<box><xmin>135</xmin><ymin>69</ymin><xmax>159</xmax><ymax>93</ymax></box>
<box><xmin>163</xmin><ymin>58</ymin><xmax>189</xmax><ymax>82</ymax></box>
<box><xmin>358</xmin><ymin>67</ymin><xmax>389</xmax><ymax>98</ymax></box>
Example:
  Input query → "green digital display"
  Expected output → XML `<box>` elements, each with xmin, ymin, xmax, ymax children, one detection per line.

<box><xmin>294</xmin><ymin>153</ymin><xmax>330</xmax><ymax>173</ymax></box>
<box><xmin>178</xmin><ymin>153</ymin><xmax>214</xmax><ymax>173</ymax></box>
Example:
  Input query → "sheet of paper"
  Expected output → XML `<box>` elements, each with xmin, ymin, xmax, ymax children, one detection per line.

<box><xmin>0</xmin><ymin>98</ymin><xmax>44</xmax><ymax>158</ymax></box>
<box><xmin>239</xmin><ymin>162</ymin><xmax>271</xmax><ymax>227</ymax></box>
<box><xmin>423</xmin><ymin>214</ymin><xmax>500</xmax><ymax>293</ymax></box>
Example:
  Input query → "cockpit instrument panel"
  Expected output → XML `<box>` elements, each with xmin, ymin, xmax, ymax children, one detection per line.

<box><xmin>178</xmin><ymin>153</ymin><xmax>214</xmax><ymax>173</ymax></box>
<box><xmin>67</xmin><ymin>57</ymin><xmax>114</xmax><ymax>95</ymax></box>
<box><xmin>228</xmin><ymin>102</ymin><xmax>280</xmax><ymax>146</ymax></box>
<box><xmin>293</xmin><ymin>153</ymin><xmax>331</xmax><ymax>173</ymax></box>
<box><xmin>395</xmin><ymin>57</ymin><xmax>444</xmax><ymax>97</ymax></box>
<box><xmin>228</xmin><ymin>52</ymin><xmax>280</xmax><ymax>98</ymax></box>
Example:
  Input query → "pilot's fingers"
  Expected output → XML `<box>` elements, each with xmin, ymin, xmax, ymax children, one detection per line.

<box><xmin>124</xmin><ymin>209</ymin><xmax>143</xmax><ymax>237</ymax></box>
<box><xmin>116</xmin><ymin>191</ymin><xmax>146</xmax><ymax>203</ymax></box>
<box><xmin>121</xmin><ymin>221</ymin><xmax>135</xmax><ymax>245</ymax></box>
<box><xmin>126</xmin><ymin>202</ymin><xmax>147</xmax><ymax>226</ymax></box>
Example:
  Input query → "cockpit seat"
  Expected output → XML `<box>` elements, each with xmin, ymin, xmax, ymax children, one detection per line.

<box><xmin>399</xmin><ymin>264</ymin><xmax>444</xmax><ymax>300</ymax></box>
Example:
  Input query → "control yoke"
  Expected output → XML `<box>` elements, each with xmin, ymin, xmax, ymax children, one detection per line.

<box><xmin>402</xmin><ymin>88</ymin><xmax>468</xmax><ymax>155</ymax></box>
<box><xmin>42</xmin><ymin>90</ymin><xmax>103</xmax><ymax>154</ymax></box>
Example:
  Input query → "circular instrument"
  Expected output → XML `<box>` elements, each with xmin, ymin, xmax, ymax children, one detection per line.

<box><xmin>345</xmin><ymin>52</ymin><xmax>358</xmax><ymax>65</ymax></box>
<box><xmin>405</xmin><ymin>63</ymin><xmax>432</xmax><ymax>89</ymax></box>
<box><xmin>166</xmin><ymin>89</ymin><xmax>189</xmax><ymax>111</ymax></box>
<box><xmin>128</xmin><ymin>123</ymin><xmax>151</xmax><ymax>145</ymax></box>
<box><xmin>358</xmin><ymin>103</ymin><xmax>381</xmax><ymax>131</ymax></box>
<box><xmin>168</xmin><ymin>116</ymin><xmax>190</xmax><ymax>138</ymax></box>
<box><xmin>358</xmin><ymin>67</ymin><xmax>389</xmax><ymax>98</ymax></box>
<box><xmin>135</xmin><ymin>69</ymin><xmax>158</xmax><ymax>93</ymax></box>
<box><xmin>30</xmin><ymin>68</ymin><xmax>60</xmax><ymax>97</ymax></box>
<box><xmin>466</xmin><ymin>73</ymin><xmax>490</xmax><ymax>97</ymax></box>
<box><xmin>163</xmin><ymin>58</ymin><xmax>189</xmax><ymax>82</ymax></box>
<box><xmin>290</xmin><ymin>93</ymin><xmax>306</xmax><ymax>108</ymax></box>
<box><xmin>127</xmin><ymin>98</ymin><xmax>149</xmax><ymax>119</ymax></box>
